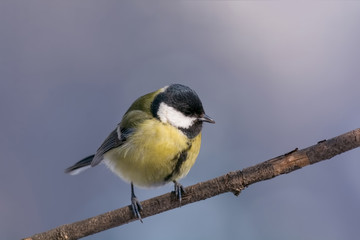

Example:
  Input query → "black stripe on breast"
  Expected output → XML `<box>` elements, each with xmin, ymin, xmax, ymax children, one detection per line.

<box><xmin>164</xmin><ymin>142</ymin><xmax>192</xmax><ymax>182</ymax></box>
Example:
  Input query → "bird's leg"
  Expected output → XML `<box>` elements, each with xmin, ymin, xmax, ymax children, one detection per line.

<box><xmin>173</xmin><ymin>180</ymin><xmax>186</xmax><ymax>205</ymax></box>
<box><xmin>130</xmin><ymin>182</ymin><xmax>143</xmax><ymax>223</ymax></box>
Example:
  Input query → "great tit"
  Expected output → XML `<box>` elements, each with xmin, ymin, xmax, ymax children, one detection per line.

<box><xmin>65</xmin><ymin>84</ymin><xmax>215</xmax><ymax>221</ymax></box>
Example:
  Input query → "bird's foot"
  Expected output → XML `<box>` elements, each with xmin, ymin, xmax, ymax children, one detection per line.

<box><xmin>130</xmin><ymin>183</ymin><xmax>143</xmax><ymax>222</ymax></box>
<box><xmin>131</xmin><ymin>195</ymin><xmax>143</xmax><ymax>223</ymax></box>
<box><xmin>173</xmin><ymin>181</ymin><xmax>186</xmax><ymax>205</ymax></box>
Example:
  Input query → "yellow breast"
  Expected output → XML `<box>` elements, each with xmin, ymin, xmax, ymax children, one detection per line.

<box><xmin>104</xmin><ymin>119</ymin><xmax>202</xmax><ymax>188</ymax></box>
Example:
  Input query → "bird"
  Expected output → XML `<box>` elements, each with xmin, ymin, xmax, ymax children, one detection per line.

<box><xmin>65</xmin><ymin>84</ymin><xmax>215</xmax><ymax>221</ymax></box>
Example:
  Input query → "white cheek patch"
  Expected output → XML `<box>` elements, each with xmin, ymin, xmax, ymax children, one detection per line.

<box><xmin>157</xmin><ymin>102</ymin><xmax>196</xmax><ymax>129</ymax></box>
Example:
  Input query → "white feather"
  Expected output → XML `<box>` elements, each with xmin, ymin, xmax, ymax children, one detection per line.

<box><xmin>67</xmin><ymin>165</ymin><xmax>91</xmax><ymax>175</ymax></box>
<box><xmin>157</xmin><ymin>102</ymin><xmax>196</xmax><ymax>129</ymax></box>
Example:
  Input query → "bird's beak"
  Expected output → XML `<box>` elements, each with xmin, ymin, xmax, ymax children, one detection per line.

<box><xmin>199</xmin><ymin>114</ymin><xmax>215</xmax><ymax>124</ymax></box>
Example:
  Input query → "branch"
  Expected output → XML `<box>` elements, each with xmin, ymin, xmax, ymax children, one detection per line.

<box><xmin>24</xmin><ymin>128</ymin><xmax>360</xmax><ymax>240</ymax></box>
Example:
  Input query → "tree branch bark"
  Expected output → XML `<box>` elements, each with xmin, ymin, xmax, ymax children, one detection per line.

<box><xmin>24</xmin><ymin>128</ymin><xmax>360</xmax><ymax>240</ymax></box>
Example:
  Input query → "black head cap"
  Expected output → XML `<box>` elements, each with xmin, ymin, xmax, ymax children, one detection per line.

<box><xmin>151</xmin><ymin>84</ymin><xmax>204</xmax><ymax>117</ymax></box>
<box><xmin>151</xmin><ymin>84</ymin><xmax>214</xmax><ymax>138</ymax></box>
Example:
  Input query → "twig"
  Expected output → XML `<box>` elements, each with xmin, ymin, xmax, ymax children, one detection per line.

<box><xmin>23</xmin><ymin>128</ymin><xmax>360</xmax><ymax>240</ymax></box>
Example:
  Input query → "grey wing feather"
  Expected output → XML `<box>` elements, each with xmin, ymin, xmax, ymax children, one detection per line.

<box><xmin>91</xmin><ymin>128</ymin><xmax>124</xmax><ymax>166</ymax></box>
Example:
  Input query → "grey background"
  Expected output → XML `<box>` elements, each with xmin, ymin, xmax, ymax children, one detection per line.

<box><xmin>1</xmin><ymin>1</ymin><xmax>360</xmax><ymax>239</ymax></box>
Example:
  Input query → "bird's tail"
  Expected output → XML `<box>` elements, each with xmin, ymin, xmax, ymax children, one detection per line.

<box><xmin>65</xmin><ymin>155</ymin><xmax>95</xmax><ymax>175</ymax></box>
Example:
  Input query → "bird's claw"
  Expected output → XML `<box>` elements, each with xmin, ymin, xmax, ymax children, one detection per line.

<box><xmin>173</xmin><ymin>181</ymin><xmax>186</xmax><ymax>205</ymax></box>
<box><xmin>130</xmin><ymin>183</ymin><xmax>143</xmax><ymax>222</ymax></box>
<box><xmin>131</xmin><ymin>196</ymin><xmax>143</xmax><ymax>223</ymax></box>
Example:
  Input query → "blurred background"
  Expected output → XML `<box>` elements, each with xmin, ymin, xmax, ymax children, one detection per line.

<box><xmin>1</xmin><ymin>1</ymin><xmax>360</xmax><ymax>239</ymax></box>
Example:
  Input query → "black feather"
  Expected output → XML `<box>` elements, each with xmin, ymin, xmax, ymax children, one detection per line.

<box><xmin>91</xmin><ymin>128</ymin><xmax>127</xmax><ymax>167</ymax></box>
<box><xmin>164</xmin><ymin>142</ymin><xmax>192</xmax><ymax>182</ymax></box>
<box><xmin>65</xmin><ymin>155</ymin><xmax>94</xmax><ymax>173</ymax></box>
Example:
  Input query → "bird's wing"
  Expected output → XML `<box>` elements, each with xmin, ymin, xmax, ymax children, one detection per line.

<box><xmin>91</xmin><ymin>110</ymin><xmax>152</xmax><ymax>166</ymax></box>
<box><xmin>91</xmin><ymin>128</ymin><xmax>124</xmax><ymax>166</ymax></box>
